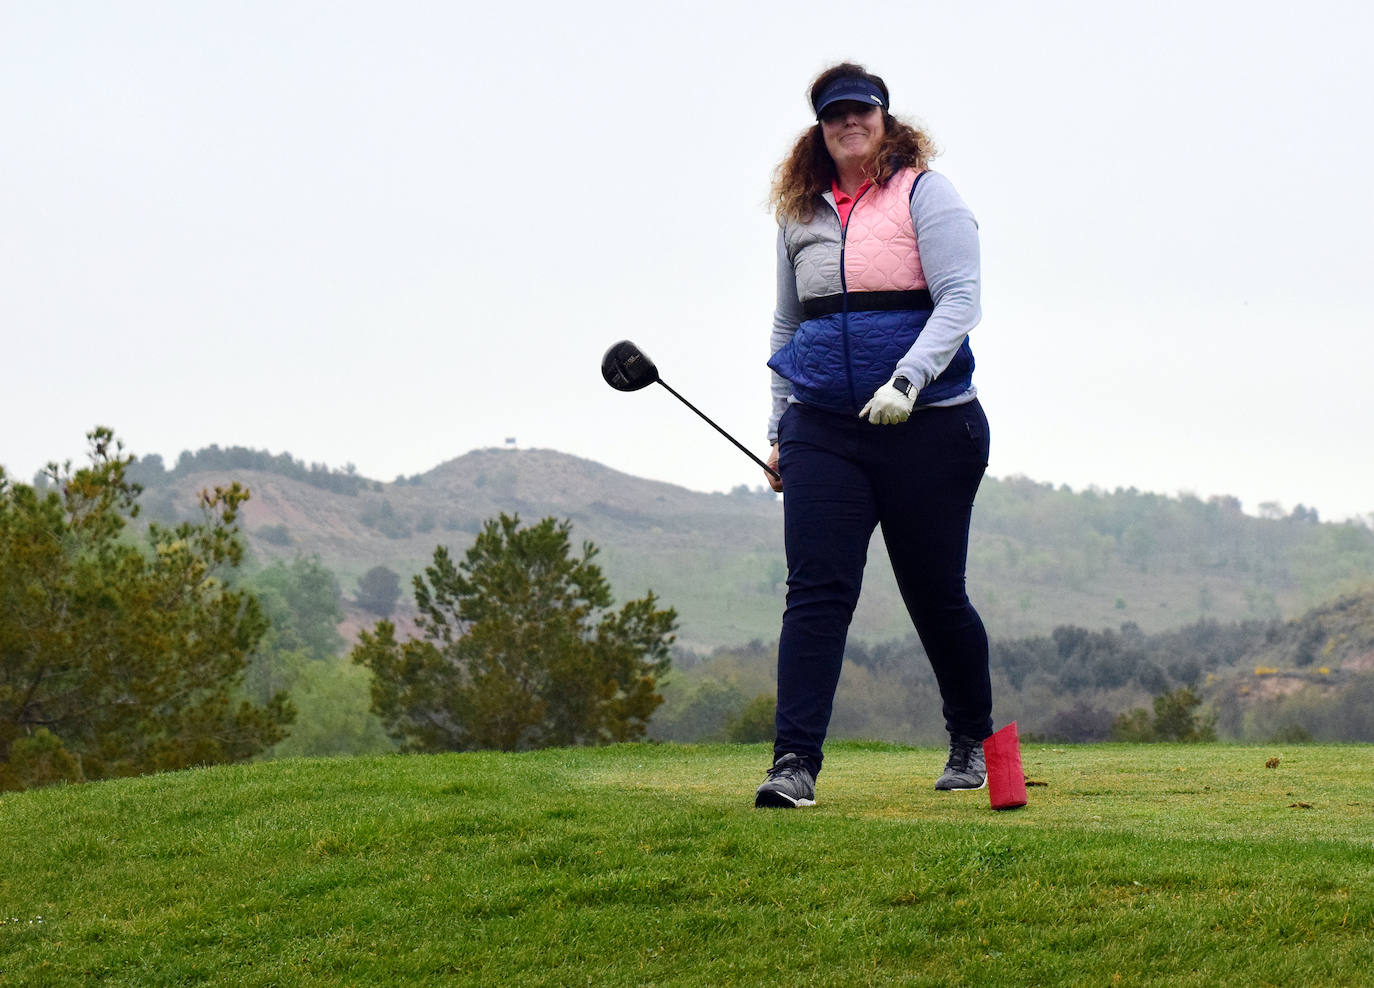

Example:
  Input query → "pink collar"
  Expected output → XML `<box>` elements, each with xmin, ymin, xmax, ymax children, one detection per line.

<box><xmin>831</xmin><ymin>179</ymin><xmax>873</xmax><ymax>225</ymax></box>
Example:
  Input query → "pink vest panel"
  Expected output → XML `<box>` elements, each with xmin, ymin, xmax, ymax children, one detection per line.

<box><xmin>843</xmin><ymin>168</ymin><xmax>927</xmax><ymax>292</ymax></box>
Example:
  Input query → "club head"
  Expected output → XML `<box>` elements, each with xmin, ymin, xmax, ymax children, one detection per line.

<box><xmin>601</xmin><ymin>340</ymin><xmax>660</xmax><ymax>392</ymax></box>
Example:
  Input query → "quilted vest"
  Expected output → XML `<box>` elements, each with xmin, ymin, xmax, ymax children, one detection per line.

<box><xmin>768</xmin><ymin>168</ymin><xmax>974</xmax><ymax>414</ymax></box>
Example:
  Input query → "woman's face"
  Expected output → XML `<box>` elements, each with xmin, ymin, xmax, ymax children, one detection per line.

<box><xmin>820</xmin><ymin>101</ymin><xmax>885</xmax><ymax>172</ymax></box>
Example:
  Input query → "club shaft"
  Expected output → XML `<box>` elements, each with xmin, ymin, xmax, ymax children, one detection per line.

<box><xmin>656</xmin><ymin>380</ymin><xmax>780</xmax><ymax>481</ymax></box>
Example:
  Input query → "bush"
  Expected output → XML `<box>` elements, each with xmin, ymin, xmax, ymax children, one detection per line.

<box><xmin>726</xmin><ymin>694</ymin><xmax>776</xmax><ymax>743</ymax></box>
<box><xmin>1</xmin><ymin>729</ymin><xmax>83</xmax><ymax>791</ymax></box>
<box><xmin>360</xmin><ymin>499</ymin><xmax>410</xmax><ymax>540</ymax></box>
<box><xmin>650</xmin><ymin>678</ymin><xmax>745</xmax><ymax>743</ymax></box>
<box><xmin>257</xmin><ymin>524</ymin><xmax>292</xmax><ymax>546</ymax></box>
<box><xmin>1111</xmin><ymin>708</ymin><xmax>1154</xmax><ymax>742</ymax></box>
<box><xmin>1269</xmin><ymin>723</ymin><xmax>1314</xmax><ymax>743</ymax></box>
<box><xmin>356</xmin><ymin>565</ymin><xmax>402</xmax><ymax>618</ymax></box>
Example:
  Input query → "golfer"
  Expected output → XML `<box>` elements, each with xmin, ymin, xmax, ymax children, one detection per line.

<box><xmin>756</xmin><ymin>62</ymin><xmax>992</xmax><ymax>808</ymax></box>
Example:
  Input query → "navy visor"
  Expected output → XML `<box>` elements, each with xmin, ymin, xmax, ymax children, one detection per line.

<box><xmin>813</xmin><ymin>76</ymin><xmax>887</xmax><ymax>118</ymax></box>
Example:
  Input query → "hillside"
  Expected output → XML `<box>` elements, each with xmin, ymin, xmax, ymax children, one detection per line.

<box><xmin>133</xmin><ymin>446</ymin><xmax>1374</xmax><ymax>651</ymax></box>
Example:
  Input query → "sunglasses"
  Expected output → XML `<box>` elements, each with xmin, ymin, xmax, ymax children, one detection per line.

<box><xmin>818</xmin><ymin>101</ymin><xmax>882</xmax><ymax>124</ymax></box>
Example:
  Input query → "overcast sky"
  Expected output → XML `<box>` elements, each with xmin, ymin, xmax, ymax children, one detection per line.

<box><xmin>4</xmin><ymin>1</ymin><xmax>1371</xmax><ymax>521</ymax></box>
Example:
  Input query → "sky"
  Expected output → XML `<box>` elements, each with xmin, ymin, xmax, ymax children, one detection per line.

<box><xmin>3</xmin><ymin>1</ymin><xmax>1372</xmax><ymax>521</ymax></box>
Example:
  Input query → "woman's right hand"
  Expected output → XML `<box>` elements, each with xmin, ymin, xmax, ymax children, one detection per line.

<box><xmin>766</xmin><ymin>443</ymin><xmax>782</xmax><ymax>493</ymax></box>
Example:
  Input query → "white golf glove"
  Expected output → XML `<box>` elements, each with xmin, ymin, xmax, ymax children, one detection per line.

<box><xmin>859</xmin><ymin>375</ymin><xmax>916</xmax><ymax>425</ymax></box>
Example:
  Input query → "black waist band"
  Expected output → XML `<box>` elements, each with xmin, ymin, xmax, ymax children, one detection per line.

<box><xmin>802</xmin><ymin>289</ymin><xmax>933</xmax><ymax>319</ymax></box>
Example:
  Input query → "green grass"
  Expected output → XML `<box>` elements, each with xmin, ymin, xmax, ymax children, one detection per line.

<box><xmin>2</xmin><ymin>743</ymin><xmax>1372</xmax><ymax>985</ymax></box>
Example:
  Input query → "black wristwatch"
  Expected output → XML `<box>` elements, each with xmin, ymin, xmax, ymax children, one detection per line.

<box><xmin>891</xmin><ymin>375</ymin><xmax>915</xmax><ymax>398</ymax></box>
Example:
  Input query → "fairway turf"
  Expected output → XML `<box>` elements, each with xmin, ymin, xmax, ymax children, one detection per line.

<box><xmin>2</xmin><ymin>742</ymin><xmax>1372</xmax><ymax>985</ymax></box>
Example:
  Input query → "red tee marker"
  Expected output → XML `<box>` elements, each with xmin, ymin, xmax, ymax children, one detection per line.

<box><xmin>985</xmin><ymin>722</ymin><xmax>1028</xmax><ymax>810</ymax></box>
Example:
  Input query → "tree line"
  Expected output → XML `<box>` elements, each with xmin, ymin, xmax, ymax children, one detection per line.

<box><xmin>652</xmin><ymin>592</ymin><xmax>1374</xmax><ymax>746</ymax></box>
<box><xmin>123</xmin><ymin>444</ymin><xmax>372</xmax><ymax>496</ymax></box>
<box><xmin>8</xmin><ymin>431</ymin><xmax>1371</xmax><ymax>792</ymax></box>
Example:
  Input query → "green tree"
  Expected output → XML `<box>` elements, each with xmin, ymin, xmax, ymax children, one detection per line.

<box><xmin>1151</xmin><ymin>686</ymin><xmax>1217</xmax><ymax>742</ymax></box>
<box><xmin>1110</xmin><ymin>687</ymin><xmax>1216</xmax><ymax>743</ymax></box>
<box><xmin>0</xmin><ymin>429</ymin><xmax>293</xmax><ymax>790</ymax></box>
<box><xmin>251</xmin><ymin>556</ymin><xmax>345</xmax><ymax>659</ymax></box>
<box><xmin>352</xmin><ymin>513</ymin><xmax>677</xmax><ymax>752</ymax></box>
<box><xmin>356</xmin><ymin>565</ymin><xmax>402</xmax><ymax>618</ymax></box>
<box><xmin>243</xmin><ymin>555</ymin><xmax>346</xmax><ymax>708</ymax></box>
<box><xmin>267</xmin><ymin>659</ymin><xmax>394</xmax><ymax>758</ymax></box>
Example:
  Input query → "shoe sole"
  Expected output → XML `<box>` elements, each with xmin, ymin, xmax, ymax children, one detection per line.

<box><xmin>754</xmin><ymin>790</ymin><xmax>817</xmax><ymax>809</ymax></box>
<box><xmin>935</xmin><ymin>778</ymin><xmax>988</xmax><ymax>792</ymax></box>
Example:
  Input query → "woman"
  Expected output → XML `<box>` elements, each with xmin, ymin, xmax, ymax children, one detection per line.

<box><xmin>755</xmin><ymin>62</ymin><xmax>993</xmax><ymax>808</ymax></box>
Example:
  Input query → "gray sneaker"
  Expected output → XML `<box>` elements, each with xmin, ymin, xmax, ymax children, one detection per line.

<box><xmin>935</xmin><ymin>735</ymin><xmax>987</xmax><ymax>791</ymax></box>
<box><xmin>754</xmin><ymin>752</ymin><xmax>817</xmax><ymax>808</ymax></box>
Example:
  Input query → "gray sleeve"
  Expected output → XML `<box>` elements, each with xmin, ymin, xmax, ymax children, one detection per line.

<box><xmin>893</xmin><ymin>171</ymin><xmax>981</xmax><ymax>391</ymax></box>
<box><xmin>768</xmin><ymin>226</ymin><xmax>803</xmax><ymax>442</ymax></box>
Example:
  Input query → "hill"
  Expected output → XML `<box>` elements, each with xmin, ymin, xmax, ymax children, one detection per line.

<box><xmin>2</xmin><ymin>743</ymin><xmax>1371</xmax><ymax>985</ymax></box>
<box><xmin>129</xmin><ymin>446</ymin><xmax>1374</xmax><ymax>652</ymax></box>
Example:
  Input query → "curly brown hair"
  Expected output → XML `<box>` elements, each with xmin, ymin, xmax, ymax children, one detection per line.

<box><xmin>770</xmin><ymin>62</ymin><xmax>938</xmax><ymax>224</ymax></box>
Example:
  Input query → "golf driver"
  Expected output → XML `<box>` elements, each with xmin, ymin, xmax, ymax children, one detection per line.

<box><xmin>601</xmin><ymin>340</ymin><xmax>780</xmax><ymax>482</ymax></box>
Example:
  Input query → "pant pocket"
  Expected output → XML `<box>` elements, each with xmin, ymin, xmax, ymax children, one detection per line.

<box><xmin>962</xmin><ymin>403</ymin><xmax>990</xmax><ymax>465</ymax></box>
<box><xmin>777</xmin><ymin>404</ymin><xmax>796</xmax><ymax>447</ymax></box>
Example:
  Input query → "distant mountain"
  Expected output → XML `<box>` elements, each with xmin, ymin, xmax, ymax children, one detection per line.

<box><xmin>136</xmin><ymin>446</ymin><xmax>1374</xmax><ymax>652</ymax></box>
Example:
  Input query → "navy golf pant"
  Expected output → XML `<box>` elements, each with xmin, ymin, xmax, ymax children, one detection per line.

<box><xmin>773</xmin><ymin>399</ymin><xmax>992</xmax><ymax>776</ymax></box>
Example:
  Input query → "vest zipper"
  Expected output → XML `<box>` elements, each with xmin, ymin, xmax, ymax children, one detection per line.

<box><xmin>837</xmin><ymin>184</ymin><xmax>871</xmax><ymax>411</ymax></box>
